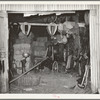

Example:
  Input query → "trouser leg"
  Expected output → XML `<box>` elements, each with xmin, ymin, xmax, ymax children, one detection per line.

<box><xmin>66</xmin><ymin>55</ymin><xmax>72</xmax><ymax>69</ymax></box>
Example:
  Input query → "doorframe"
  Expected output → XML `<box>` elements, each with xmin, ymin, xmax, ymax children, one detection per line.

<box><xmin>6</xmin><ymin>7</ymin><xmax>98</xmax><ymax>93</ymax></box>
<box><xmin>0</xmin><ymin>11</ymin><xmax>9</xmax><ymax>93</ymax></box>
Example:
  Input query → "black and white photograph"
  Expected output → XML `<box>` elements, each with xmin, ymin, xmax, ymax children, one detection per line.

<box><xmin>0</xmin><ymin>1</ymin><xmax>100</xmax><ymax>99</ymax></box>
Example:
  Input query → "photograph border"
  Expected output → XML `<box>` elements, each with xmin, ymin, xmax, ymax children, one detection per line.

<box><xmin>0</xmin><ymin>0</ymin><xmax>100</xmax><ymax>99</ymax></box>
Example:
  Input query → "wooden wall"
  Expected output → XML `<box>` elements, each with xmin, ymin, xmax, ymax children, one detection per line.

<box><xmin>90</xmin><ymin>6</ymin><xmax>100</xmax><ymax>93</ymax></box>
<box><xmin>0</xmin><ymin>11</ymin><xmax>9</xmax><ymax>93</ymax></box>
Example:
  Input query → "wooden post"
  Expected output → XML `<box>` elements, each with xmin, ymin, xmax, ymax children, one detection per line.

<box><xmin>90</xmin><ymin>7</ymin><xmax>100</xmax><ymax>93</ymax></box>
<box><xmin>0</xmin><ymin>11</ymin><xmax>9</xmax><ymax>93</ymax></box>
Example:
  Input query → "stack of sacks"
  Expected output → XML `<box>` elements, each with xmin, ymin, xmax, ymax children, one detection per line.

<box><xmin>32</xmin><ymin>37</ymin><xmax>47</xmax><ymax>59</ymax></box>
<box><xmin>32</xmin><ymin>41</ymin><xmax>45</xmax><ymax>47</ymax></box>
<box><xmin>13</xmin><ymin>44</ymin><xmax>31</xmax><ymax>74</ymax></box>
<box><xmin>37</xmin><ymin>37</ymin><xmax>47</xmax><ymax>42</ymax></box>
<box><xmin>16</xmin><ymin>38</ymin><xmax>31</xmax><ymax>44</ymax></box>
<box><xmin>34</xmin><ymin>50</ymin><xmax>46</xmax><ymax>57</ymax></box>
<box><xmin>15</xmin><ymin>31</ymin><xmax>34</xmax><ymax>44</ymax></box>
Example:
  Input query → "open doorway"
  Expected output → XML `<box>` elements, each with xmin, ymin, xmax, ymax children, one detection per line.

<box><xmin>8</xmin><ymin>10</ymin><xmax>91</xmax><ymax>93</ymax></box>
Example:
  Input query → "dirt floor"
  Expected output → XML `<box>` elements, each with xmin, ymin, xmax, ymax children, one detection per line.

<box><xmin>9</xmin><ymin>69</ymin><xmax>92</xmax><ymax>94</ymax></box>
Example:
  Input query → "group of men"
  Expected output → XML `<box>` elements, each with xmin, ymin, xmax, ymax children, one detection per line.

<box><xmin>51</xmin><ymin>16</ymin><xmax>90</xmax><ymax>83</ymax></box>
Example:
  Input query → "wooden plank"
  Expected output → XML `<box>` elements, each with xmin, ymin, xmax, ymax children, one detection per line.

<box><xmin>8</xmin><ymin>10</ymin><xmax>75</xmax><ymax>14</ymax></box>
<box><xmin>19</xmin><ymin>22</ymin><xmax>85</xmax><ymax>27</ymax></box>
<box><xmin>90</xmin><ymin>8</ymin><xmax>100</xmax><ymax>93</ymax></box>
<box><xmin>19</xmin><ymin>22</ymin><xmax>49</xmax><ymax>26</ymax></box>
<box><xmin>0</xmin><ymin>11</ymin><xmax>9</xmax><ymax>93</ymax></box>
<box><xmin>9</xmin><ymin>57</ymin><xmax>48</xmax><ymax>84</ymax></box>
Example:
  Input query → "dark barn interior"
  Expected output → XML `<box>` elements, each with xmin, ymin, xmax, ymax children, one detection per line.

<box><xmin>8</xmin><ymin>10</ymin><xmax>91</xmax><ymax>93</ymax></box>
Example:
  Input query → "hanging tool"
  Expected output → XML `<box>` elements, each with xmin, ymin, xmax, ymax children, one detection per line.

<box><xmin>77</xmin><ymin>64</ymin><xmax>90</xmax><ymax>88</ymax></box>
<box><xmin>0</xmin><ymin>60</ymin><xmax>5</xmax><ymax>73</ymax></box>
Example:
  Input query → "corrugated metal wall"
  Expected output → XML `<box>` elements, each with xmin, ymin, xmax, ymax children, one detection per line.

<box><xmin>0</xmin><ymin>4</ymin><xmax>98</xmax><ymax>11</ymax></box>
<box><xmin>0</xmin><ymin>3</ymin><xmax>100</xmax><ymax>93</ymax></box>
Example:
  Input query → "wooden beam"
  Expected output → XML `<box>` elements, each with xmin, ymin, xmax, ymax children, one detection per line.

<box><xmin>8</xmin><ymin>10</ymin><xmax>75</xmax><ymax>14</ymax></box>
<box><xmin>19</xmin><ymin>22</ymin><xmax>85</xmax><ymax>27</ymax></box>
<box><xmin>19</xmin><ymin>22</ymin><xmax>50</xmax><ymax>26</ymax></box>
<box><xmin>0</xmin><ymin>11</ymin><xmax>9</xmax><ymax>93</ymax></box>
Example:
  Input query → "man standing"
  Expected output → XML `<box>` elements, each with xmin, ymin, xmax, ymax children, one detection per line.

<box><xmin>63</xmin><ymin>16</ymin><xmax>75</xmax><ymax>71</ymax></box>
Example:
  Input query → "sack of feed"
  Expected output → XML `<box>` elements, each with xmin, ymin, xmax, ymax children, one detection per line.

<box><xmin>18</xmin><ymin>31</ymin><xmax>27</xmax><ymax>39</ymax></box>
<box><xmin>37</xmin><ymin>37</ymin><xmax>47</xmax><ymax>42</ymax></box>
<box><xmin>34</xmin><ymin>46</ymin><xmax>46</xmax><ymax>51</ymax></box>
<box><xmin>39</xmin><ymin>50</ymin><xmax>46</xmax><ymax>56</ymax></box>
<box><xmin>15</xmin><ymin>39</ymin><xmax>21</xmax><ymax>44</ymax></box>
<box><xmin>34</xmin><ymin>51</ymin><xmax>40</xmax><ymax>56</ymax></box>
<box><xmin>13</xmin><ymin>44</ymin><xmax>21</xmax><ymax>50</ymax></box>
<box><xmin>32</xmin><ymin>41</ymin><xmax>39</xmax><ymax>46</ymax></box>
<box><xmin>38</xmin><ymin>42</ymin><xmax>45</xmax><ymax>46</ymax></box>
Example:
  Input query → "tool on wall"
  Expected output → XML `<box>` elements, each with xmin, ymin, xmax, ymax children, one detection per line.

<box><xmin>0</xmin><ymin>60</ymin><xmax>5</xmax><ymax>74</ymax></box>
<box><xmin>77</xmin><ymin>64</ymin><xmax>90</xmax><ymax>88</ymax></box>
<box><xmin>0</xmin><ymin>49</ymin><xmax>6</xmax><ymax>74</ymax></box>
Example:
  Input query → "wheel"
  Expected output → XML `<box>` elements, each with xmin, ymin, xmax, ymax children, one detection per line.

<box><xmin>52</xmin><ymin>61</ymin><xmax>58</xmax><ymax>72</ymax></box>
